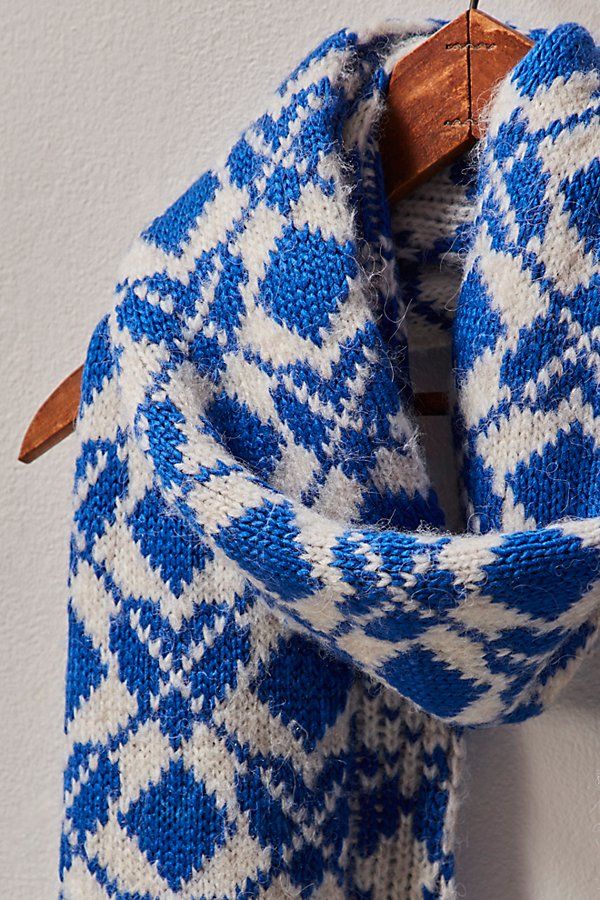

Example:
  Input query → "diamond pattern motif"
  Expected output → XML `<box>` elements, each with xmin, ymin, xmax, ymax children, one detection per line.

<box><xmin>61</xmin><ymin>20</ymin><xmax>600</xmax><ymax>900</ymax></box>
<box><xmin>120</xmin><ymin>760</ymin><xmax>229</xmax><ymax>889</ymax></box>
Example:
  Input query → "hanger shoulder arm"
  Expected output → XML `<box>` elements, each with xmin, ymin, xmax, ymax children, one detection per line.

<box><xmin>380</xmin><ymin>13</ymin><xmax>472</xmax><ymax>205</ymax></box>
<box><xmin>17</xmin><ymin>366</ymin><xmax>449</xmax><ymax>463</ymax></box>
<box><xmin>470</xmin><ymin>10</ymin><xmax>533</xmax><ymax>140</ymax></box>
<box><xmin>19</xmin><ymin>366</ymin><xmax>82</xmax><ymax>463</ymax></box>
<box><xmin>381</xmin><ymin>9</ymin><xmax>533</xmax><ymax>202</ymax></box>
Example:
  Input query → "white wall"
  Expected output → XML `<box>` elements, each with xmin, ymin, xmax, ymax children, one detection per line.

<box><xmin>1</xmin><ymin>1</ymin><xmax>599</xmax><ymax>897</ymax></box>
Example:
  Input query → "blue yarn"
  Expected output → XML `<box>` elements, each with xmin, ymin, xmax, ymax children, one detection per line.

<box><xmin>61</xmin><ymin>20</ymin><xmax>600</xmax><ymax>900</ymax></box>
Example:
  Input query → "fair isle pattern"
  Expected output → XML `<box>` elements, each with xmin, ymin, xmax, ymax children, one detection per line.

<box><xmin>61</xmin><ymin>20</ymin><xmax>600</xmax><ymax>900</ymax></box>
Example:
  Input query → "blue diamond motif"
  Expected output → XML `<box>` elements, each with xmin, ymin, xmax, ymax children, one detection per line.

<box><xmin>119</xmin><ymin>759</ymin><xmax>227</xmax><ymax>889</ymax></box>
<box><xmin>254</xmin><ymin>634</ymin><xmax>352</xmax><ymax>752</ymax></box>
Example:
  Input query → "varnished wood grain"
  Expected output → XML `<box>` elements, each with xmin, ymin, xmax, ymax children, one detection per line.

<box><xmin>380</xmin><ymin>14</ymin><xmax>473</xmax><ymax>205</ymax></box>
<box><xmin>470</xmin><ymin>10</ymin><xmax>533</xmax><ymax>140</ymax></box>
<box><xmin>381</xmin><ymin>10</ymin><xmax>533</xmax><ymax>201</ymax></box>
<box><xmin>19</xmin><ymin>366</ymin><xmax>82</xmax><ymax>463</ymax></box>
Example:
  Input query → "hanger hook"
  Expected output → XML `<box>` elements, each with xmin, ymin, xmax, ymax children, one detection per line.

<box><xmin>470</xmin><ymin>0</ymin><xmax>479</xmax><ymax>8</ymax></box>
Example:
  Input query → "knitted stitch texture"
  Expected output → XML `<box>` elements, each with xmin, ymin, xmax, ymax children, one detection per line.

<box><xmin>61</xmin><ymin>20</ymin><xmax>600</xmax><ymax>900</ymax></box>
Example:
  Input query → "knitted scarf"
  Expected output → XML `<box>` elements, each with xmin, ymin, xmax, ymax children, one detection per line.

<box><xmin>61</xmin><ymin>19</ymin><xmax>600</xmax><ymax>900</ymax></box>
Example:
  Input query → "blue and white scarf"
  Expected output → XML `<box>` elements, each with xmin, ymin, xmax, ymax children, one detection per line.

<box><xmin>61</xmin><ymin>20</ymin><xmax>600</xmax><ymax>899</ymax></box>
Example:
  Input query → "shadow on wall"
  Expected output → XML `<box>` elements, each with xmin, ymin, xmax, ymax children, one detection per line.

<box><xmin>455</xmin><ymin>647</ymin><xmax>600</xmax><ymax>899</ymax></box>
<box><xmin>455</xmin><ymin>721</ymin><xmax>529</xmax><ymax>898</ymax></box>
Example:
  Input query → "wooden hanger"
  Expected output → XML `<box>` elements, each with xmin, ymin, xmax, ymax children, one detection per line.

<box><xmin>19</xmin><ymin>3</ymin><xmax>533</xmax><ymax>464</ymax></box>
<box><xmin>380</xmin><ymin>3</ymin><xmax>533</xmax><ymax>201</ymax></box>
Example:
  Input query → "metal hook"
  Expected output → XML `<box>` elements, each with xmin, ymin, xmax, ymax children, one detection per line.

<box><xmin>469</xmin><ymin>0</ymin><xmax>480</xmax><ymax>9</ymax></box>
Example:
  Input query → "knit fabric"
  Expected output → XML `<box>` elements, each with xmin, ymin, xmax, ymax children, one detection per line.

<box><xmin>61</xmin><ymin>20</ymin><xmax>600</xmax><ymax>900</ymax></box>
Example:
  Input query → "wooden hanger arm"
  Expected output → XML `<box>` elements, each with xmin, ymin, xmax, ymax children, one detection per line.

<box><xmin>380</xmin><ymin>9</ymin><xmax>533</xmax><ymax>202</ymax></box>
<box><xmin>469</xmin><ymin>12</ymin><xmax>534</xmax><ymax>140</ymax></box>
<box><xmin>19</xmin><ymin>8</ymin><xmax>533</xmax><ymax>464</ymax></box>
<box><xmin>380</xmin><ymin>12</ymin><xmax>473</xmax><ymax>205</ymax></box>
<box><xmin>19</xmin><ymin>366</ymin><xmax>82</xmax><ymax>463</ymax></box>
<box><xmin>17</xmin><ymin>366</ymin><xmax>449</xmax><ymax>463</ymax></box>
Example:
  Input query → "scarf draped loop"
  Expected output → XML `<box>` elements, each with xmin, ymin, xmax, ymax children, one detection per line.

<box><xmin>62</xmin><ymin>20</ymin><xmax>600</xmax><ymax>900</ymax></box>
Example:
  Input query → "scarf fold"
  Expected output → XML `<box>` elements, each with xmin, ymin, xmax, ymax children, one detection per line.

<box><xmin>61</xmin><ymin>19</ymin><xmax>600</xmax><ymax>900</ymax></box>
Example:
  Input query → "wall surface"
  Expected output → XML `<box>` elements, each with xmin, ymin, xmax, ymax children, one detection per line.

<box><xmin>1</xmin><ymin>1</ymin><xmax>599</xmax><ymax>897</ymax></box>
